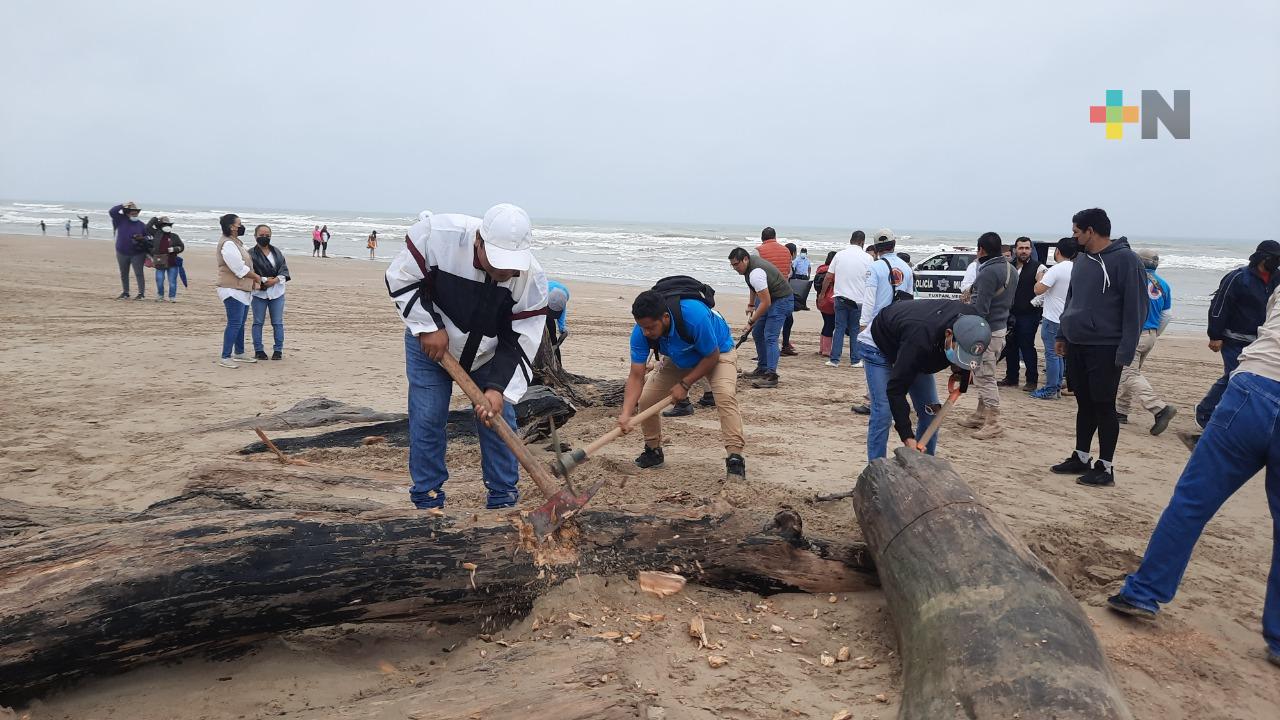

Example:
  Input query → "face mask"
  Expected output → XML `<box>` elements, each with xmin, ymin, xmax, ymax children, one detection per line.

<box><xmin>161</xmin><ymin>225</ymin><xmax>173</xmax><ymax>234</ymax></box>
<box><xmin>256</xmin><ymin>236</ymin><xmax>271</xmax><ymax>247</ymax></box>
<box><xmin>236</xmin><ymin>225</ymin><xmax>246</xmax><ymax>237</ymax></box>
<box><xmin>945</xmin><ymin>346</ymin><xmax>962</xmax><ymax>367</ymax></box>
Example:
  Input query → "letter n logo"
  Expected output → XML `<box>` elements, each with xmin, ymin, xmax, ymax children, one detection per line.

<box><xmin>1141</xmin><ymin>90</ymin><xmax>1191</xmax><ymax>139</ymax></box>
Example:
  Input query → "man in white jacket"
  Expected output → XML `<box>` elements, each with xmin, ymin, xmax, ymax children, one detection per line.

<box><xmin>386</xmin><ymin>204</ymin><xmax>549</xmax><ymax>510</ymax></box>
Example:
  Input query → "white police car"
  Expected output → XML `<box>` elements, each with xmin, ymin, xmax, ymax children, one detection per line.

<box><xmin>912</xmin><ymin>248</ymin><xmax>976</xmax><ymax>299</ymax></box>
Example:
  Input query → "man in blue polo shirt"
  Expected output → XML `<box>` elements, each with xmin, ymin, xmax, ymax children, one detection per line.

<box><xmin>618</xmin><ymin>289</ymin><xmax>746</xmax><ymax>479</ymax></box>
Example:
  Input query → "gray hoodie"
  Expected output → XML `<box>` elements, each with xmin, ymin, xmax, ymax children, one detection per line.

<box><xmin>970</xmin><ymin>255</ymin><xmax>1015</xmax><ymax>332</ymax></box>
<box><xmin>1055</xmin><ymin>236</ymin><xmax>1147</xmax><ymax>367</ymax></box>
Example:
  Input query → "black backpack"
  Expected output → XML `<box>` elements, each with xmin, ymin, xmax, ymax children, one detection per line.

<box><xmin>648</xmin><ymin>275</ymin><xmax>716</xmax><ymax>357</ymax></box>
<box><xmin>882</xmin><ymin>258</ymin><xmax>914</xmax><ymax>303</ymax></box>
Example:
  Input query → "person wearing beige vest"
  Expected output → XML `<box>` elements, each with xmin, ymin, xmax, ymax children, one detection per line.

<box><xmin>215</xmin><ymin>213</ymin><xmax>265</xmax><ymax>369</ymax></box>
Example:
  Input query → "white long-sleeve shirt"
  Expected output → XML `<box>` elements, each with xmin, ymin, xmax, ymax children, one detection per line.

<box><xmin>252</xmin><ymin>249</ymin><xmax>287</xmax><ymax>300</ymax></box>
<box><xmin>217</xmin><ymin>240</ymin><xmax>252</xmax><ymax>306</ymax></box>
<box><xmin>386</xmin><ymin>212</ymin><xmax>549</xmax><ymax>403</ymax></box>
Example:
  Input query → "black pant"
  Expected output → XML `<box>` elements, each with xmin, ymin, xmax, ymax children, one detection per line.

<box><xmin>1065</xmin><ymin>343</ymin><xmax>1123</xmax><ymax>462</ymax></box>
<box><xmin>820</xmin><ymin>312</ymin><xmax>834</xmax><ymax>337</ymax></box>
<box><xmin>1004</xmin><ymin>312</ymin><xmax>1042</xmax><ymax>383</ymax></box>
<box><xmin>782</xmin><ymin>308</ymin><xmax>795</xmax><ymax>345</ymax></box>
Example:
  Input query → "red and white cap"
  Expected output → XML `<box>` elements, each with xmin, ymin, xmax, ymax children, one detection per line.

<box><xmin>479</xmin><ymin>203</ymin><xmax>534</xmax><ymax>271</ymax></box>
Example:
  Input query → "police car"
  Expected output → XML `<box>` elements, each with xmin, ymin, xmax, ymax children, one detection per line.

<box><xmin>912</xmin><ymin>241</ymin><xmax>1058</xmax><ymax>299</ymax></box>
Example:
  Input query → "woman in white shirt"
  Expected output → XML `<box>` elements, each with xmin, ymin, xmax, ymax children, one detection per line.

<box><xmin>215</xmin><ymin>214</ymin><xmax>266</xmax><ymax>369</ymax></box>
<box><xmin>248</xmin><ymin>224</ymin><xmax>290</xmax><ymax>360</ymax></box>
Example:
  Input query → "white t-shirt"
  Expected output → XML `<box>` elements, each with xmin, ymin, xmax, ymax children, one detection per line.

<box><xmin>1039</xmin><ymin>260</ymin><xmax>1073</xmax><ymax>323</ymax></box>
<box><xmin>960</xmin><ymin>262</ymin><xmax>978</xmax><ymax>293</ymax></box>
<box><xmin>747</xmin><ymin>267</ymin><xmax>769</xmax><ymax>293</ymax></box>
<box><xmin>829</xmin><ymin>245</ymin><xmax>872</xmax><ymax>303</ymax></box>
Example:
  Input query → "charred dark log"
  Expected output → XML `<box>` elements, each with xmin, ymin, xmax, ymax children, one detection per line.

<box><xmin>203</xmin><ymin>397</ymin><xmax>407</xmax><ymax>433</ymax></box>
<box><xmin>852</xmin><ymin>449</ymin><xmax>1133</xmax><ymax>720</ymax></box>
<box><xmin>0</xmin><ymin>499</ymin><xmax>873</xmax><ymax>705</ymax></box>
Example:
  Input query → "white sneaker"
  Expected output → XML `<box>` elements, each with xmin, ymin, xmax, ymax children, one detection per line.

<box><xmin>216</xmin><ymin>357</ymin><xmax>238</xmax><ymax>369</ymax></box>
<box><xmin>852</xmin><ymin>361</ymin><xmax>864</xmax><ymax>368</ymax></box>
<box><xmin>824</xmin><ymin>360</ymin><xmax>839</xmax><ymax>367</ymax></box>
<box><xmin>232</xmin><ymin>353</ymin><xmax>258</xmax><ymax>363</ymax></box>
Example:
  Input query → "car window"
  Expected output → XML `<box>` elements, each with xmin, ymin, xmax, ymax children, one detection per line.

<box><xmin>917</xmin><ymin>255</ymin><xmax>950</xmax><ymax>271</ymax></box>
<box><xmin>949</xmin><ymin>254</ymin><xmax>976</xmax><ymax>271</ymax></box>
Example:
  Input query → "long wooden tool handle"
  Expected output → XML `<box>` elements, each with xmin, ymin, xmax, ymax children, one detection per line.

<box><xmin>436</xmin><ymin>352</ymin><xmax>561</xmax><ymax>499</ymax></box>
<box><xmin>917</xmin><ymin>390</ymin><xmax>962</xmax><ymax>447</ymax></box>
<box><xmin>581</xmin><ymin>397</ymin><xmax>675</xmax><ymax>458</ymax></box>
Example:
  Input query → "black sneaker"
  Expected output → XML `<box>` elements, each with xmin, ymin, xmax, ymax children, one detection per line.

<box><xmin>1116</xmin><ymin>413</ymin><xmax>1129</xmax><ymax>424</ymax></box>
<box><xmin>1050</xmin><ymin>453</ymin><xmax>1092</xmax><ymax>474</ymax></box>
<box><xmin>697</xmin><ymin>391</ymin><xmax>716</xmax><ymax>407</ymax></box>
<box><xmin>739</xmin><ymin>367</ymin><xmax>766</xmax><ymax>380</ymax></box>
<box><xmin>1106</xmin><ymin>593</ymin><xmax>1156</xmax><ymax>620</ymax></box>
<box><xmin>254</xmin><ymin>350</ymin><xmax>269</xmax><ymax>360</ymax></box>
<box><xmin>752</xmin><ymin>373</ymin><xmax>779</xmax><ymax>389</ymax></box>
<box><xmin>1151</xmin><ymin>405</ymin><xmax>1177</xmax><ymax>436</ymax></box>
<box><xmin>271</xmin><ymin>351</ymin><xmax>283</xmax><ymax>360</ymax></box>
<box><xmin>635</xmin><ymin>446</ymin><xmax>664</xmax><ymax>469</ymax></box>
<box><xmin>725</xmin><ymin>453</ymin><xmax>746</xmax><ymax>479</ymax></box>
<box><xmin>851</xmin><ymin>403</ymin><xmax>870</xmax><ymax>415</ymax></box>
<box><xmin>116</xmin><ymin>291</ymin><xmax>129</xmax><ymax>299</ymax></box>
<box><xmin>1077</xmin><ymin>461</ymin><xmax>1115</xmax><ymax>487</ymax></box>
<box><xmin>133</xmin><ymin>293</ymin><xmax>145</xmax><ymax>300</ymax></box>
<box><xmin>997</xmin><ymin>378</ymin><xmax>1019</xmax><ymax>387</ymax></box>
<box><xmin>663</xmin><ymin>400</ymin><xmax>694</xmax><ymax>417</ymax></box>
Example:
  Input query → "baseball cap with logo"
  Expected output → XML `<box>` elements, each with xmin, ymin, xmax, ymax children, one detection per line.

<box><xmin>947</xmin><ymin>315</ymin><xmax>992</xmax><ymax>370</ymax></box>
<box><xmin>479</xmin><ymin>203</ymin><xmax>534</xmax><ymax>271</ymax></box>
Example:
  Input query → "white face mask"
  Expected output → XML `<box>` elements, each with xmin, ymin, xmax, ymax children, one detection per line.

<box><xmin>161</xmin><ymin>225</ymin><xmax>173</xmax><ymax>233</ymax></box>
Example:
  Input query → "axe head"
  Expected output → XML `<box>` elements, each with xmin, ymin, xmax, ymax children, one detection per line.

<box><xmin>526</xmin><ymin>478</ymin><xmax>606</xmax><ymax>539</ymax></box>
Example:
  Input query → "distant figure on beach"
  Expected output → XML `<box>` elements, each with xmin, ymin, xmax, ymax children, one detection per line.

<box><xmin>1194</xmin><ymin>240</ymin><xmax>1280</xmax><ymax>433</ymax></box>
<box><xmin>312</xmin><ymin>226</ymin><xmax>322</xmax><ymax>257</ymax></box>
<box><xmin>781</xmin><ymin>242</ymin><xmax>799</xmax><ymax>356</ymax></box>
<box><xmin>957</xmin><ymin>232</ymin><xmax>1014</xmax><ymax>440</ymax></box>
<box><xmin>249</xmin><ymin>225</ymin><xmax>290</xmax><ymax>360</ymax></box>
<box><xmin>320</xmin><ymin>225</ymin><xmax>330</xmax><ymax>257</ymax></box>
<box><xmin>823</xmin><ymin>230</ymin><xmax>872</xmax><ymax>368</ymax></box>
<box><xmin>1116</xmin><ymin>249</ymin><xmax>1177</xmax><ymax>435</ymax></box>
<box><xmin>998</xmin><ymin>237</ymin><xmax>1044</xmax><ymax>392</ymax></box>
<box><xmin>65</xmin><ymin>219</ymin><xmax>71</xmax><ymax>236</ymax></box>
<box><xmin>79</xmin><ymin>215</ymin><xmax>89</xmax><ymax>236</ymax></box>
<box><xmin>215</xmin><ymin>213</ymin><xmax>266</xmax><ymax>368</ymax></box>
<box><xmin>367</xmin><ymin>230</ymin><xmax>378</xmax><ymax>259</ymax></box>
<box><xmin>814</xmin><ymin>251</ymin><xmax>837</xmax><ymax>358</ymax></box>
<box><xmin>109</xmin><ymin>201</ymin><xmax>149</xmax><ymax>299</ymax></box>
<box><xmin>1049</xmin><ymin>208</ymin><xmax>1146</xmax><ymax>488</ymax></box>
<box><xmin>1031</xmin><ymin>237</ymin><xmax>1079</xmax><ymax>400</ymax></box>
<box><xmin>150</xmin><ymin>217</ymin><xmax>184</xmax><ymax>302</ymax></box>
<box><xmin>731</xmin><ymin>244</ymin><xmax>793</xmax><ymax>389</ymax></box>
<box><xmin>39</xmin><ymin>220</ymin><xmax>46</xmax><ymax>234</ymax></box>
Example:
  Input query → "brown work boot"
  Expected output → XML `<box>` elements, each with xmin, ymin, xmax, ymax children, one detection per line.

<box><xmin>973</xmin><ymin>408</ymin><xmax>1005</xmax><ymax>440</ymax></box>
<box><xmin>958</xmin><ymin>399</ymin><xmax>986</xmax><ymax>429</ymax></box>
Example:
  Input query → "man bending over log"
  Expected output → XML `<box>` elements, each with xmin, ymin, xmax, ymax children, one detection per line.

<box><xmin>386</xmin><ymin>205</ymin><xmax>549</xmax><ymax>510</ymax></box>
<box><xmin>619</xmin><ymin>280</ymin><xmax>747</xmax><ymax>480</ymax></box>
<box><xmin>866</xmin><ymin>299</ymin><xmax>991</xmax><ymax>458</ymax></box>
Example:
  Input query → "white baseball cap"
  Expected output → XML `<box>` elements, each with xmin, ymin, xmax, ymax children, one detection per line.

<box><xmin>479</xmin><ymin>203</ymin><xmax>534</xmax><ymax>271</ymax></box>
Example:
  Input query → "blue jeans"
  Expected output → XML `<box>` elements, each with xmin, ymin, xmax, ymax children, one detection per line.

<box><xmin>861</xmin><ymin>342</ymin><xmax>939</xmax><ymax>461</ymax></box>
<box><xmin>830</xmin><ymin>298</ymin><xmax>862</xmax><ymax>364</ymax></box>
<box><xmin>221</xmin><ymin>298</ymin><xmax>248</xmax><ymax>358</ymax></box>
<box><xmin>155</xmin><ymin>266</ymin><xmax>179</xmax><ymax>298</ymax></box>
<box><xmin>1195</xmin><ymin>342</ymin><xmax>1245</xmax><ymax>428</ymax></box>
<box><xmin>404</xmin><ymin>332</ymin><xmax>520</xmax><ymax>509</ymax></box>
<box><xmin>1117</xmin><ymin>372</ymin><xmax>1280</xmax><ymax>655</ymax></box>
<box><xmin>751</xmin><ymin>293</ymin><xmax>793</xmax><ymax>373</ymax></box>
<box><xmin>252</xmin><ymin>295</ymin><xmax>286</xmax><ymax>353</ymax></box>
<box><xmin>1041</xmin><ymin>320</ymin><xmax>1063</xmax><ymax>392</ymax></box>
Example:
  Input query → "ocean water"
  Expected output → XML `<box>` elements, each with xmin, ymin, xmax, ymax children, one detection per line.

<box><xmin>2</xmin><ymin>199</ymin><xmax>1264</xmax><ymax>331</ymax></box>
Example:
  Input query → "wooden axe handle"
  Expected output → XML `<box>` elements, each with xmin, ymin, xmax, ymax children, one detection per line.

<box><xmin>580</xmin><ymin>397</ymin><xmax>675</xmax><ymax>458</ymax></box>
<box><xmin>436</xmin><ymin>352</ymin><xmax>560</xmax><ymax>500</ymax></box>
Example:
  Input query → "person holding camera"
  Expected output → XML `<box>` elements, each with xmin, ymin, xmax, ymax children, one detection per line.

<box><xmin>109</xmin><ymin>201</ymin><xmax>150</xmax><ymax>299</ymax></box>
<box><xmin>215</xmin><ymin>213</ymin><xmax>267</xmax><ymax>369</ymax></box>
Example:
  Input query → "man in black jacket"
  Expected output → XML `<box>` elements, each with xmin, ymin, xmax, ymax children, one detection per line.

<box><xmin>999</xmin><ymin>237</ymin><xmax>1044</xmax><ymax>391</ymax></box>
<box><xmin>869</xmin><ymin>299</ymin><xmax>991</xmax><ymax>456</ymax></box>
<box><xmin>1051</xmin><ymin>208</ymin><xmax>1147</xmax><ymax>487</ymax></box>
<box><xmin>1194</xmin><ymin>240</ymin><xmax>1280</xmax><ymax>429</ymax></box>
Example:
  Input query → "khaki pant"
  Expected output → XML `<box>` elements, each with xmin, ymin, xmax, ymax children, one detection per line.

<box><xmin>638</xmin><ymin>349</ymin><xmax>744</xmax><ymax>454</ymax></box>
<box><xmin>973</xmin><ymin>331</ymin><xmax>1007</xmax><ymax>408</ymax></box>
<box><xmin>1118</xmin><ymin>330</ymin><xmax>1163</xmax><ymax>415</ymax></box>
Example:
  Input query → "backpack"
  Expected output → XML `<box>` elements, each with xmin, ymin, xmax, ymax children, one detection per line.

<box><xmin>647</xmin><ymin>275</ymin><xmax>716</xmax><ymax>357</ymax></box>
<box><xmin>882</xmin><ymin>258</ymin><xmax>913</xmax><ymax>303</ymax></box>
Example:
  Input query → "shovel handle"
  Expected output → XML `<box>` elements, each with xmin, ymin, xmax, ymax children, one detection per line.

<box><xmin>581</xmin><ymin>397</ymin><xmax>675</xmax><ymax>458</ymax></box>
<box><xmin>436</xmin><ymin>352</ymin><xmax>561</xmax><ymax>500</ymax></box>
<box><xmin>915</xmin><ymin>374</ymin><xmax>966</xmax><ymax>448</ymax></box>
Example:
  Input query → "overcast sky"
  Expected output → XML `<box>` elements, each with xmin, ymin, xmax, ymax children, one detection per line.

<box><xmin>3</xmin><ymin>1</ymin><xmax>1277</xmax><ymax>238</ymax></box>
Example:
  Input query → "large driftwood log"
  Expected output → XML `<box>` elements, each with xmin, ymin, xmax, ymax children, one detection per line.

<box><xmin>852</xmin><ymin>449</ymin><xmax>1132</xmax><ymax>720</ymax></box>
<box><xmin>0</xmin><ymin>500</ymin><xmax>872</xmax><ymax>704</ymax></box>
<box><xmin>202</xmin><ymin>397</ymin><xmax>407</xmax><ymax>432</ymax></box>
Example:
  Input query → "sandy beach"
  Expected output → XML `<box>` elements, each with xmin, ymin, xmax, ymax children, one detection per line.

<box><xmin>1</xmin><ymin>233</ymin><xmax>1277</xmax><ymax>719</ymax></box>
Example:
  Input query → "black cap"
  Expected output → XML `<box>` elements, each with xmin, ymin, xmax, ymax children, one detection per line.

<box><xmin>1250</xmin><ymin>240</ymin><xmax>1279</xmax><ymax>265</ymax></box>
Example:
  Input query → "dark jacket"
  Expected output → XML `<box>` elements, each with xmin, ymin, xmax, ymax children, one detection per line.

<box><xmin>152</xmin><ymin>231</ymin><xmax>184</xmax><ymax>270</ymax></box>
<box><xmin>970</xmin><ymin>256</ymin><xmax>1015</xmax><ymax>331</ymax></box>
<box><xmin>1207</xmin><ymin>265</ymin><xmax>1272</xmax><ymax>345</ymax></box>
<box><xmin>871</xmin><ymin>299</ymin><xmax>981</xmax><ymax>442</ymax></box>
<box><xmin>109</xmin><ymin>204</ymin><xmax>148</xmax><ymax>255</ymax></box>
<box><xmin>1011</xmin><ymin>248</ymin><xmax>1044</xmax><ymax>315</ymax></box>
<box><xmin>249</xmin><ymin>244</ymin><xmax>292</xmax><ymax>283</ymax></box>
<box><xmin>1056</xmin><ymin>237</ymin><xmax>1147</xmax><ymax>367</ymax></box>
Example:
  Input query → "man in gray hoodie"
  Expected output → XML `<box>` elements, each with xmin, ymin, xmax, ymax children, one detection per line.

<box><xmin>957</xmin><ymin>231</ymin><xmax>1015</xmax><ymax>439</ymax></box>
<box><xmin>1050</xmin><ymin>208</ymin><xmax>1147</xmax><ymax>487</ymax></box>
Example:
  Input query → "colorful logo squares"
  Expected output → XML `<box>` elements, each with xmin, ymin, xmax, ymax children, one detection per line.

<box><xmin>1090</xmin><ymin>90</ymin><xmax>1139</xmax><ymax>139</ymax></box>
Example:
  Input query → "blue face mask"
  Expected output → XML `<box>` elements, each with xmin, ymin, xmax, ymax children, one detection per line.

<box><xmin>945</xmin><ymin>346</ymin><xmax>962</xmax><ymax>367</ymax></box>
